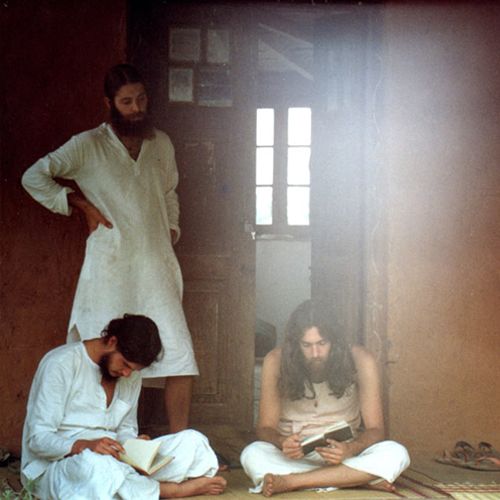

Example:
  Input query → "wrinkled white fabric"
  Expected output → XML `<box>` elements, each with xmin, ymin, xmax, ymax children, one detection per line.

<box><xmin>22</xmin><ymin>123</ymin><xmax>198</xmax><ymax>377</ymax></box>
<box><xmin>241</xmin><ymin>440</ymin><xmax>410</xmax><ymax>493</ymax></box>
<box><xmin>22</xmin><ymin>343</ymin><xmax>217</xmax><ymax>499</ymax></box>
<box><xmin>36</xmin><ymin>430</ymin><xmax>218</xmax><ymax>500</ymax></box>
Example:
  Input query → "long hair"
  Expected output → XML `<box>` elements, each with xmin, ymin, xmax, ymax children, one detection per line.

<box><xmin>278</xmin><ymin>300</ymin><xmax>356</xmax><ymax>401</ymax></box>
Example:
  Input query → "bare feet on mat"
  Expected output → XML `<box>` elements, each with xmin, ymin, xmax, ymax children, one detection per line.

<box><xmin>159</xmin><ymin>476</ymin><xmax>227</xmax><ymax>497</ymax></box>
<box><xmin>367</xmin><ymin>479</ymin><xmax>396</xmax><ymax>493</ymax></box>
<box><xmin>262</xmin><ymin>473</ymin><xmax>291</xmax><ymax>497</ymax></box>
<box><xmin>262</xmin><ymin>473</ymin><xmax>395</xmax><ymax>497</ymax></box>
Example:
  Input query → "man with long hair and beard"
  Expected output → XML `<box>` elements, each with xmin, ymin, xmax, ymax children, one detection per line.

<box><xmin>241</xmin><ymin>300</ymin><xmax>410</xmax><ymax>497</ymax></box>
<box><xmin>22</xmin><ymin>64</ymin><xmax>198</xmax><ymax>434</ymax></box>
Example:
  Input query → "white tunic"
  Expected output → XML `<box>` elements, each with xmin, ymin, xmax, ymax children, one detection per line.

<box><xmin>22</xmin><ymin>123</ymin><xmax>198</xmax><ymax>377</ymax></box>
<box><xmin>21</xmin><ymin>343</ymin><xmax>217</xmax><ymax>500</ymax></box>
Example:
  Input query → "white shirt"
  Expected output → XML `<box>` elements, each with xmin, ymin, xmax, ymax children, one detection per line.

<box><xmin>22</xmin><ymin>124</ymin><xmax>198</xmax><ymax>377</ymax></box>
<box><xmin>22</xmin><ymin>343</ymin><xmax>140</xmax><ymax>481</ymax></box>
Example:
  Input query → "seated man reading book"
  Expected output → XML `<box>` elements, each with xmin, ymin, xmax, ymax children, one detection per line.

<box><xmin>21</xmin><ymin>314</ymin><xmax>226</xmax><ymax>499</ymax></box>
<box><xmin>241</xmin><ymin>300</ymin><xmax>410</xmax><ymax>497</ymax></box>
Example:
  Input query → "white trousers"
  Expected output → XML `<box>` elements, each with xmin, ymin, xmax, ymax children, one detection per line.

<box><xmin>241</xmin><ymin>440</ymin><xmax>410</xmax><ymax>493</ymax></box>
<box><xmin>36</xmin><ymin>430</ymin><xmax>218</xmax><ymax>500</ymax></box>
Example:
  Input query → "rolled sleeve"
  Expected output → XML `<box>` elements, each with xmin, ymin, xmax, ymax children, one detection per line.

<box><xmin>21</xmin><ymin>135</ymin><xmax>81</xmax><ymax>215</ymax></box>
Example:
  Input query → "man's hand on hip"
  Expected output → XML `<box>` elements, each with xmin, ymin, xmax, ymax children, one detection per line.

<box><xmin>68</xmin><ymin>193</ymin><xmax>113</xmax><ymax>234</ymax></box>
<box><xmin>82</xmin><ymin>203</ymin><xmax>113</xmax><ymax>234</ymax></box>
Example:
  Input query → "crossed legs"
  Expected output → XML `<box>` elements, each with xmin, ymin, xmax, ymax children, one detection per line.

<box><xmin>262</xmin><ymin>466</ymin><xmax>393</xmax><ymax>497</ymax></box>
<box><xmin>241</xmin><ymin>440</ymin><xmax>410</xmax><ymax>496</ymax></box>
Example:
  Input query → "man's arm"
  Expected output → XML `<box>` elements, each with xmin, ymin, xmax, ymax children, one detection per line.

<box><xmin>22</xmin><ymin>134</ymin><xmax>112</xmax><ymax>234</ymax></box>
<box><xmin>21</xmin><ymin>135</ymin><xmax>81</xmax><ymax>216</ymax></box>
<box><xmin>26</xmin><ymin>353</ymin><xmax>81</xmax><ymax>461</ymax></box>
<box><xmin>22</xmin><ymin>137</ymin><xmax>113</xmax><ymax>233</ymax></box>
<box><xmin>316</xmin><ymin>345</ymin><xmax>385</xmax><ymax>464</ymax></box>
<box><xmin>69</xmin><ymin>438</ymin><xmax>124</xmax><ymax>459</ymax></box>
<box><xmin>256</xmin><ymin>349</ymin><xmax>304</xmax><ymax>459</ymax></box>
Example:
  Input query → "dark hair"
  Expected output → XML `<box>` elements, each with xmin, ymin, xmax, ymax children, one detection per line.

<box><xmin>278</xmin><ymin>300</ymin><xmax>356</xmax><ymax>401</ymax></box>
<box><xmin>104</xmin><ymin>64</ymin><xmax>144</xmax><ymax>100</ymax></box>
<box><xmin>101</xmin><ymin>314</ymin><xmax>163</xmax><ymax>367</ymax></box>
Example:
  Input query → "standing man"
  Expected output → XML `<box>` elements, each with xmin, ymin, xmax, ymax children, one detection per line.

<box><xmin>22</xmin><ymin>64</ymin><xmax>197</xmax><ymax>432</ymax></box>
<box><xmin>241</xmin><ymin>300</ymin><xmax>410</xmax><ymax>496</ymax></box>
<box><xmin>22</xmin><ymin>314</ymin><xmax>226</xmax><ymax>499</ymax></box>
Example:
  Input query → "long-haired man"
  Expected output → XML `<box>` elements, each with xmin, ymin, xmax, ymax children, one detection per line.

<box><xmin>241</xmin><ymin>300</ymin><xmax>410</xmax><ymax>496</ymax></box>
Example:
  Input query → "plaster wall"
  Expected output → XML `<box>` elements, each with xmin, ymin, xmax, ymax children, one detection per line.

<box><xmin>382</xmin><ymin>2</ymin><xmax>500</xmax><ymax>452</ymax></box>
<box><xmin>0</xmin><ymin>0</ymin><xmax>127</xmax><ymax>453</ymax></box>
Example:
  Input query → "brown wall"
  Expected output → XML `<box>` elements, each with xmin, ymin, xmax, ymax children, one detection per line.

<box><xmin>0</xmin><ymin>0</ymin><xmax>127</xmax><ymax>453</ymax></box>
<box><xmin>381</xmin><ymin>2</ymin><xmax>500</xmax><ymax>452</ymax></box>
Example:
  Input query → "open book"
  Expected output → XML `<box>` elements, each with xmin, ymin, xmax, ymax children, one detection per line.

<box><xmin>119</xmin><ymin>438</ymin><xmax>174</xmax><ymax>475</ymax></box>
<box><xmin>301</xmin><ymin>420</ymin><xmax>354</xmax><ymax>455</ymax></box>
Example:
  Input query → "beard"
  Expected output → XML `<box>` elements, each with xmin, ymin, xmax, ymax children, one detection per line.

<box><xmin>98</xmin><ymin>354</ymin><xmax>119</xmax><ymax>382</ymax></box>
<box><xmin>109</xmin><ymin>104</ymin><xmax>154</xmax><ymax>139</ymax></box>
<box><xmin>305</xmin><ymin>358</ymin><xmax>329</xmax><ymax>383</ymax></box>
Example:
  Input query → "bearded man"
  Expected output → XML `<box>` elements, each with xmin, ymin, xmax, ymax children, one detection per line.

<box><xmin>21</xmin><ymin>64</ymin><xmax>197</xmax><ymax>433</ymax></box>
<box><xmin>241</xmin><ymin>300</ymin><xmax>410</xmax><ymax>497</ymax></box>
<box><xmin>21</xmin><ymin>314</ymin><xmax>226</xmax><ymax>499</ymax></box>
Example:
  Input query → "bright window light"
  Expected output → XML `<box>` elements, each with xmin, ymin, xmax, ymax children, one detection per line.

<box><xmin>287</xmin><ymin>187</ymin><xmax>310</xmax><ymax>225</ymax></box>
<box><xmin>256</xmin><ymin>186</ymin><xmax>273</xmax><ymax>225</ymax></box>
<box><xmin>256</xmin><ymin>109</ymin><xmax>274</xmax><ymax>146</ymax></box>
<box><xmin>288</xmin><ymin>107</ymin><xmax>311</xmax><ymax>146</ymax></box>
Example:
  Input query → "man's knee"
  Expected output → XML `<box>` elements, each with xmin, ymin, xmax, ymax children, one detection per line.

<box><xmin>174</xmin><ymin>428</ymin><xmax>209</xmax><ymax>447</ymax></box>
<box><xmin>384</xmin><ymin>440</ymin><xmax>411</xmax><ymax>470</ymax></box>
<box><xmin>240</xmin><ymin>441</ymin><xmax>275</xmax><ymax>470</ymax></box>
<box><xmin>365</xmin><ymin>440</ymin><xmax>410</xmax><ymax>471</ymax></box>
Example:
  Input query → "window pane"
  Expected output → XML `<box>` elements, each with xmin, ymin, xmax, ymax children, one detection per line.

<box><xmin>256</xmin><ymin>186</ymin><xmax>273</xmax><ymax>225</ymax></box>
<box><xmin>288</xmin><ymin>107</ymin><xmax>311</xmax><ymax>146</ymax></box>
<box><xmin>287</xmin><ymin>186</ymin><xmax>309</xmax><ymax>225</ymax></box>
<box><xmin>287</xmin><ymin>147</ymin><xmax>310</xmax><ymax>185</ymax></box>
<box><xmin>256</xmin><ymin>108</ymin><xmax>274</xmax><ymax>146</ymax></box>
<box><xmin>256</xmin><ymin>147</ymin><xmax>274</xmax><ymax>185</ymax></box>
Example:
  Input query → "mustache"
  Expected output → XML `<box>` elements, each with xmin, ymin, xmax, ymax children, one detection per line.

<box><xmin>128</xmin><ymin>112</ymin><xmax>146</xmax><ymax>120</ymax></box>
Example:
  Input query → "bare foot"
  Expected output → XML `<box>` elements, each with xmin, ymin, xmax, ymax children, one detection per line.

<box><xmin>159</xmin><ymin>476</ymin><xmax>227</xmax><ymax>498</ymax></box>
<box><xmin>367</xmin><ymin>479</ymin><xmax>396</xmax><ymax>493</ymax></box>
<box><xmin>262</xmin><ymin>473</ymin><xmax>293</xmax><ymax>497</ymax></box>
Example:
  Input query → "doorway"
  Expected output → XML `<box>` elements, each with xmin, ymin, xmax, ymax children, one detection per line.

<box><xmin>251</xmin><ymin>4</ymin><xmax>321</xmax><ymax>424</ymax></box>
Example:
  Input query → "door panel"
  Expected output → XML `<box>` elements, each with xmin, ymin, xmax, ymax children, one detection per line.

<box><xmin>311</xmin><ymin>10</ymin><xmax>372</xmax><ymax>344</ymax></box>
<box><xmin>129</xmin><ymin>2</ymin><xmax>256</xmax><ymax>429</ymax></box>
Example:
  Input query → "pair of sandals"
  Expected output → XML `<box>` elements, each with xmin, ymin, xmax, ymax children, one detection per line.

<box><xmin>436</xmin><ymin>441</ymin><xmax>500</xmax><ymax>471</ymax></box>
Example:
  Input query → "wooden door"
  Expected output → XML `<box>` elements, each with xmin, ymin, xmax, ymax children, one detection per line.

<box><xmin>310</xmin><ymin>8</ymin><xmax>380</xmax><ymax>346</ymax></box>
<box><xmin>129</xmin><ymin>3</ymin><xmax>256</xmax><ymax>430</ymax></box>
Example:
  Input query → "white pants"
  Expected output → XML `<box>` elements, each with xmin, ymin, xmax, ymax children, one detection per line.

<box><xmin>36</xmin><ymin>430</ymin><xmax>218</xmax><ymax>500</ymax></box>
<box><xmin>241</xmin><ymin>440</ymin><xmax>410</xmax><ymax>493</ymax></box>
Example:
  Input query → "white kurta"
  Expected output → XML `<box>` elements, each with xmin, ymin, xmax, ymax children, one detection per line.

<box><xmin>21</xmin><ymin>343</ymin><xmax>218</xmax><ymax>500</ymax></box>
<box><xmin>22</xmin><ymin>123</ymin><xmax>198</xmax><ymax>377</ymax></box>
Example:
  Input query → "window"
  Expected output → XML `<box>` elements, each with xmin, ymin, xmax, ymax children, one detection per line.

<box><xmin>255</xmin><ymin>107</ymin><xmax>311</xmax><ymax>237</ymax></box>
